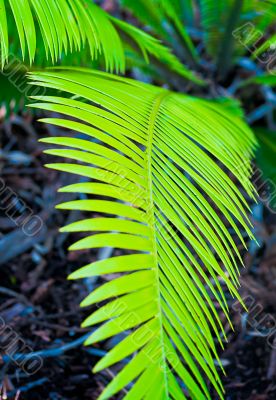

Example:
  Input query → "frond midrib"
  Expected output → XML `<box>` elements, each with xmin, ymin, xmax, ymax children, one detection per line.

<box><xmin>146</xmin><ymin>90</ymin><xmax>171</xmax><ymax>396</ymax></box>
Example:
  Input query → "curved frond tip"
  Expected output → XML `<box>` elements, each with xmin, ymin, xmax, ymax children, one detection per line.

<box><xmin>28</xmin><ymin>68</ymin><xmax>257</xmax><ymax>400</ymax></box>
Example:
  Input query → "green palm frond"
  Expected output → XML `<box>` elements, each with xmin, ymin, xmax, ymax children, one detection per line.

<box><xmin>180</xmin><ymin>0</ymin><xmax>196</xmax><ymax>25</ymax></box>
<box><xmin>28</xmin><ymin>68</ymin><xmax>256</xmax><ymax>399</ymax></box>
<box><xmin>199</xmin><ymin>0</ymin><xmax>276</xmax><ymax>69</ymax></box>
<box><xmin>198</xmin><ymin>0</ymin><xmax>230</xmax><ymax>57</ymax></box>
<box><xmin>153</xmin><ymin>0</ymin><xmax>198</xmax><ymax>61</ymax></box>
<box><xmin>252</xmin><ymin>31</ymin><xmax>276</xmax><ymax>61</ymax></box>
<box><xmin>250</xmin><ymin>0</ymin><xmax>276</xmax><ymax>32</ymax></box>
<box><xmin>119</xmin><ymin>0</ymin><xmax>276</xmax><ymax>79</ymax></box>
<box><xmin>240</xmin><ymin>74</ymin><xmax>276</xmax><ymax>87</ymax></box>
<box><xmin>0</xmin><ymin>0</ymin><xmax>200</xmax><ymax>83</ymax></box>
<box><xmin>120</xmin><ymin>0</ymin><xmax>198</xmax><ymax>64</ymax></box>
<box><xmin>211</xmin><ymin>97</ymin><xmax>244</xmax><ymax>118</ymax></box>
<box><xmin>254</xmin><ymin>128</ymin><xmax>276</xmax><ymax>211</ymax></box>
<box><xmin>199</xmin><ymin>0</ymin><xmax>246</xmax><ymax>70</ymax></box>
<box><xmin>242</xmin><ymin>0</ymin><xmax>276</xmax><ymax>59</ymax></box>
<box><xmin>0</xmin><ymin>0</ymin><xmax>205</xmax><ymax>114</ymax></box>
<box><xmin>216</xmin><ymin>0</ymin><xmax>243</xmax><ymax>77</ymax></box>
<box><xmin>1</xmin><ymin>0</ymin><xmax>125</xmax><ymax>69</ymax></box>
<box><xmin>109</xmin><ymin>16</ymin><xmax>202</xmax><ymax>84</ymax></box>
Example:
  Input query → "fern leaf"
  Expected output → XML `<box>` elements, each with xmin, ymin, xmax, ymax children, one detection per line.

<box><xmin>28</xmin><ymin>68</ymin><xmax>256</xmax><ymax>399</ymax></box>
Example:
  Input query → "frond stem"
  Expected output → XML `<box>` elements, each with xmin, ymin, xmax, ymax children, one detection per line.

<box><xmin>146</xmin><ymin>90</ymin><xmax>171</xmax><ymax>397</ymax></box>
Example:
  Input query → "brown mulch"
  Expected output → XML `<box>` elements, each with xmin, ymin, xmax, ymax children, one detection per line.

<box><xmin>0</xmin><ymin>113</ymin><xmax>276</xmax><ymax>399</ymax></box>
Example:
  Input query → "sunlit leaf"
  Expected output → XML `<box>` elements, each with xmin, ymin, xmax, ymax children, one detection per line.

<box><xmin>28</xmin><ymin>68</ymin><xmax>256</xmax><ymax>399</ymax></box>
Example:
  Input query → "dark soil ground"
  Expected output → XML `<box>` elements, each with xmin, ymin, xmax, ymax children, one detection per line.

<box><xmin>0</xmin><ymin>113</ymin><xmax>276</xmax><ymax>399</ymax></box>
